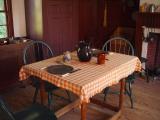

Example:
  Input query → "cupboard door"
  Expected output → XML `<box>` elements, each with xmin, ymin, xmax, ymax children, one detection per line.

<box><xmin>43</xmin><ymin>0</ymin><xmax>79</xmax><ymax>55</ymax></box>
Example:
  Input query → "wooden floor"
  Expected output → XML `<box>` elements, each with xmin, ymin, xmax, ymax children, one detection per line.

<box><xmin>0</xmin><ymin>78</ymin><xmax>160</xmax><ymax>120</ymax></box>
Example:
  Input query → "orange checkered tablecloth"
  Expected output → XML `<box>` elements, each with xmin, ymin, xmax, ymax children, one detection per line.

<box><xmin>19</xmin><ymin>52</ymin><xmax>141</xmax><ymax>103</ymax></box>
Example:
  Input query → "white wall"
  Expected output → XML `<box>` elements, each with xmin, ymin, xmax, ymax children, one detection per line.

<box><xmin>12</xmin><ymin>0</ymin><xmax>26</xmax><ymax>37</ymax></box>
<box><xmin>140</xmin><ymin>0</ymin><xmax>160</xmax><ymax>5</ymax></box>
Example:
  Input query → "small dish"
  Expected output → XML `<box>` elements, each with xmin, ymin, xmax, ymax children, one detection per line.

<box><xmin>46</xmin><ymin>65</ymin><xmax>73</xmax><ymax>75</ymax></box>
<box><xmin>91</xmin><ymin>49</ymin><xmax>107</xmax><ymax>57</ymax></box>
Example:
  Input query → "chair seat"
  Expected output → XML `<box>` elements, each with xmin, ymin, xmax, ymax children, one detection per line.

<box><xmin>30</xmin><ymin>76</ymin><xmax>58</xmax><ymax>92</ymax></box>
<box><xmin>14</xmin><ymin>104</ymin><xmax>57</xmax><ymax>120</ymax></box>
<box><xmin>140</xmin><ymin>57</ymin><xmax>148</xmax><ymax>63</ymax></box>
<box><xmin>126</xmin><ymin>74</ymin><xmax>135</xmax><ymax>83</ymax></box>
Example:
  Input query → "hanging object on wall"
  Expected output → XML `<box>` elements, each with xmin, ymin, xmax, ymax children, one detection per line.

<box><xmin>140</xmin><ymin>3</ymin><xmax>148</xmax><ymax>12</ymax></box>
<box><xmin>103</xmin><ymin>0</ymin><xmax>107</xmax><ymax>28</ymax></box>
<box><xmin>148</xmin><ymin>4</ymin><xmax>157</xmax><ymax>12</ymax></box>
<box><xmin>140</xmin><ymin>3</ymin><xmax>159</xmax><ymax>12</ymax></box>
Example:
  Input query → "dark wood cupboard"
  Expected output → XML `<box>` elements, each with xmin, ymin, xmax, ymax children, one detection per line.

<box><xmin>135</xmin><ymin>12</ymin><xmax>160</xmax><ymax>57</ymax></box>
<box><xmin>0</xmin><ymin>42</ymin><xmax>28</xmax><ymax>91</ymax></box>
<box><xmin>25</xmin><ymin>0</ymin><xmax>103</xmax><ymax>55</ymax></box>
<box><xmin>106</xmin><ymin>0</ymin><xmax>139</xmax><ymax>37</ymax></box>
<box><xmin>43</xmin><ymin>0</ymin><xmax>79</xmax><ymax>55</ymax></box>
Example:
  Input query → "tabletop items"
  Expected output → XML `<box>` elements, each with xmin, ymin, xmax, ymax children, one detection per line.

<box><xmin>97</xmin><ymin>53</ymin><xmax>106</xmax><ymax>64</ymax></box>
<box><xmin>76</xmin><ymin>40</ymin><xmax>109</xmax><ymax>64</ymax></box>
<box><xmin>46</xmin><ymin>65</ymin><xmax>73</xmax><ymax>75</ymax></box>
<box><xmin>77</xmin><ymin>41</ymin><xmax>92</xmax><ymax>62</ymax></box>
<box><xmin>63</xmin><ymin>49</ymin><xmax>107</xmax><ymax>65</ymax></box>
<box><xmin>63</xmin><ymin>51</ymin><xmax>72</xmax><ymax>62</ymax></box>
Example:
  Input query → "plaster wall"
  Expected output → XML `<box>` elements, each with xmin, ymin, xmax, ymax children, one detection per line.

<box><xmin>11</xmin><ymin>0</ymin><xmax>26</xmax><ymax>37</ymax></box>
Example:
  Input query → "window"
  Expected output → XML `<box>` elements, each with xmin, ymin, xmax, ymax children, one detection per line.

<box><xmin>0</xmin><ymin>0</ymin><xmax>13</xmax><ymax>38</ymax></box>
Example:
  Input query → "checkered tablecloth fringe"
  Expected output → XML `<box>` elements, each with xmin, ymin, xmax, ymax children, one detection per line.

<box><xmin>19</xmin><ymin>53</ymin><xmax>141</xmax><ymax>103</ymax></box>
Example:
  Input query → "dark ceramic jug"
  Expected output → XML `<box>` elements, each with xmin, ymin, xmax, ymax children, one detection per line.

<box><xmin>77</xmin><ymin>41</ymin><xmax>92</xmax><ymax>62</ymax></box>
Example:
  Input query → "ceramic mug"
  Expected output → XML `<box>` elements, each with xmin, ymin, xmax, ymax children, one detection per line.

<box><xmin>63</xmin><ymin>51</ymin><xmax>71</xmax><ymax>62</ymax></box>
<box><xmin>97</xmin><ymin>53</ymin><xmax>105</xmax><ymax>64</ymax></box>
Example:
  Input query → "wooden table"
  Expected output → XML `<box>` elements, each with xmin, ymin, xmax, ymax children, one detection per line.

<box><xmin>19</xmin><ymin>52</ymin><xmax>141</xmax><ymax>120</ymax></box>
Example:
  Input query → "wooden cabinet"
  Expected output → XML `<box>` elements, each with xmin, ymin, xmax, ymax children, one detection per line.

<box><xmin>43</xmin><ymin>0</ymin><xmax>79</xmax><ymax>55</ymax></box>
<box><xmin>25</xmin><ymin>0</ymin><xmax>103</xmax><ymax>54</ymax></box>
<box><xmin>0</xmin><ymin>42</ymin><xmax>28</xmax><ymax>91</ymax></box>
<box><xmin>135</xmin><ymin>12</ymin><xmax>160</xmax><ymax>57</ymax></box>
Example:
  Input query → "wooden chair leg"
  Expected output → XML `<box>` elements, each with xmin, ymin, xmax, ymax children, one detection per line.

<box><xmin>66</xmin><ymin>90</ymin><xmax>72</xmax><ymax>102</ymax></box>
<box><xmin>125</xmin><ymin>82</ymin><xmax>134</xmax><ymax>108</ymax></box>
<box><xmin>146</xmin><ymin>68</ymin><xmax>149</xmax><ymax>83</ymax></box>
<box><xmin>81</xmin><ymin>102</ymin><xmax>87</xmax><ymax>120</ymax></box>
<box><xmin>40</xmin><ymin>80</ymin><xmax>46</xmax><ymax>105</ymax></box>
<box><xmin>48</xmin><ymin>92</ymin><xmax>53</xmax><ymax>109</ymax></box>
<box><xmin>33</xmin><ymin>88</ymin><xmax>39</xmax><ymax>104</ymax></box>
<box><xmin>119</xmin><ymin>79</ymin><xmax>125</xmax><ymax>109</ymax></box>
<box><xmin>103</xmin><ymin>87</ymin><xmax>110</xmax><ymax>101</ymax></box>
<box><xmin>128</xmin><ymin>82</ymin><xmax>133</xmax><ymax>108</ymax></box>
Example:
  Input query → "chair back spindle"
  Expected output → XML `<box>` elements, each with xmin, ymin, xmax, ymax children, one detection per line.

<box><xmin>23</xmin><ymin>40</ymin><xmax>53</xmax><ymax>65</ymax></box>
<box><xmin>102</xmin><ymin>37</ymin><xmax>134</xmax><ymax>55</ymax></box>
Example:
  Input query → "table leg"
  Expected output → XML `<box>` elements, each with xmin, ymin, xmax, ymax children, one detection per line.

<box><xmin>40</xmin><ymin>80</ymin><xmax>46</xmax><ymax>105</ymax></box>
<box><xmin>119</xmin><ymin>79</ymin><xmax>125</xmax><ymax>109</ymax></box>
<box><xmin>81</xmin><ymin>102</ymin><xmax>87</xmax><ymax>120</ymax></box>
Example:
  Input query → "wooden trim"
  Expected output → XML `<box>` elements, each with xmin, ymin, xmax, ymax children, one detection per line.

<box><xmin>0</xmin><ymin>10</ymin><xmax>5</xmax><ymax>12</ymax></box>
<box><xmin>4</xmin><ymin>0</ymin><xmax>14</xmax><ymax>37</ymax></box>
<box><xmin>119</xmin><ymin>79</ymin><xmax>125</xmax><ymax>109</ymax></box>
<box><xmin>0</xmin><ymin>25</ymin><xmax>7</xmax><ymax>26</ymax></box>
